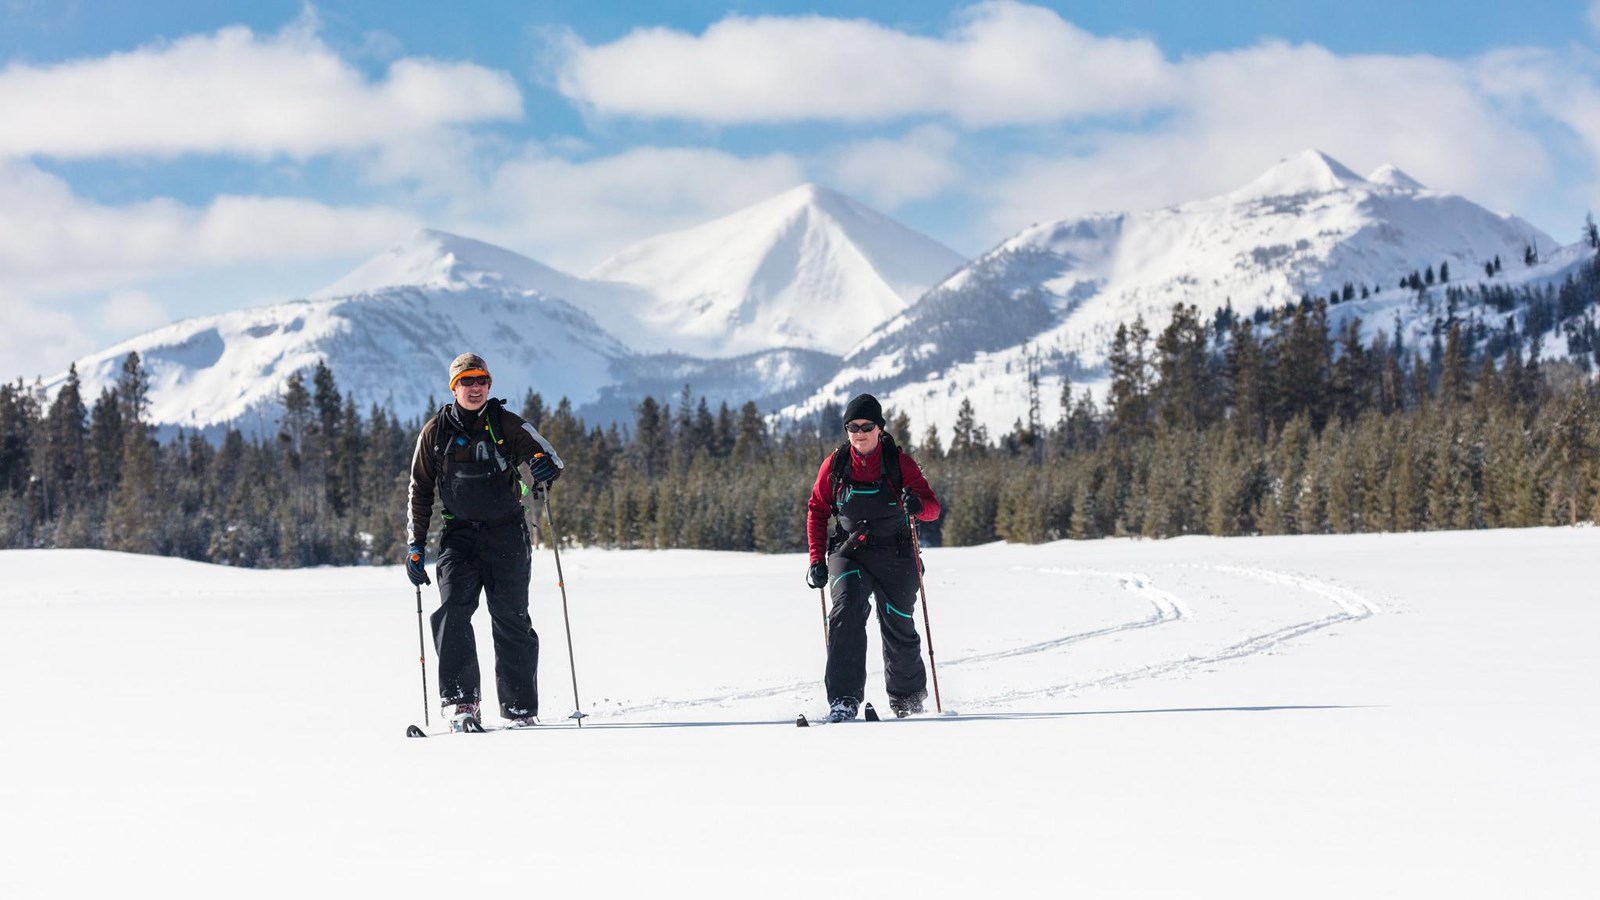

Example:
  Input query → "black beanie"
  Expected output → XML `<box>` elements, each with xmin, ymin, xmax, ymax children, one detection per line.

<box><xmin>843</xmin><ymin>393</ymin><xmax>885</xmax><ymax>427</ymax></box>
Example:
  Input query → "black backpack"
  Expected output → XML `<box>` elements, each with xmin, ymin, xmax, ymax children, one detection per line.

<box><xmin>431</xmin><ymin>398</ymin><xmax>525</xmax><ymax>494</ymax></box>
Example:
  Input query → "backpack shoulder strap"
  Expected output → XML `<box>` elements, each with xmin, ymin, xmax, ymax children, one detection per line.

<box><xmin>483</xmin><ymin>397</ymin><xmax>508</xmax><ymax>452</ymax></box>
<box><xmin>881</xmin><ymin>433</ymin><xmax>903</xmax><ymax>495</ymax></box>
<box><xmin>430</xmin><ymin>405</ymin><xmax>454</xmax><ymax>474</ymax></box>
<box><xmin>827</xmin><ymin>441</ymin><xmax>852</xmax><ymax>509</ymax></box>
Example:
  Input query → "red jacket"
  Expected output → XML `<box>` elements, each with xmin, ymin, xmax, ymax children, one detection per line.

<box><xmin>806</xmin><ymin>443</ymin><xmax>940</xmax><ymax>563</ymax></box>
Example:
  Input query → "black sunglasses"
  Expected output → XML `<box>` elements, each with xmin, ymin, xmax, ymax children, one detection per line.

<box><xmin>457</xmin><ymin>376</ymin><xmax>491</xmax><ymax>387</ymax></box>
<box><xmin>845</xmin><ymin>422</ymin><xmax>878</xmax><ymax>433</ymax></box>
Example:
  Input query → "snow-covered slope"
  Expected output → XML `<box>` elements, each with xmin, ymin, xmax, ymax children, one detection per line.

<box><xmin>584</xmin><ymin>184</ymin><xmax>968</xmax><ymax>357</ymax></box>
<box><xmin>787</xmin><ymin>150</ymin><xmax>1565</xmax><ymax>436</ymax></box>
<box><xmin>43</xmin><ymin>161</ymin><xmax>1581</xmax><ymax>439</ymax></box>
<box><xmin>50</xmin><ymin>187</ymin><xmax>966</xmax><ymax>432</ymax></box>
<box><xmin>5</xmin><ymin>527</ymin><xmax>1596</xmax><ymax>896</ymax></box>
<box><xmin>312</xmin><ymin>228</ymin><xmax>656</xmax><ymax>321</ymax></box>
<box><xmin>59</xmin><ymin>231</ymin><xmax>631</xmax><ymax>433</ymax></box>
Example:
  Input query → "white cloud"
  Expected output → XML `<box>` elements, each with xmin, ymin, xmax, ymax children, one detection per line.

<box><xmin>0</xmin><ymin>288</ymin><xmax>95</xmax><ymax>383</ymax></box>
<box><xmin>553</xmin><ymin>2</ymin><xmax>1174</xmax><ymax>126</ymax></box>
<box><xmin>826</xmin><ymin>125</ymin><xmax>961</xmax><ymax>210</ymax></box>
<box><xmin>97</xmin><ymin>290</ymin><xmax>170</xmax><ymax>335</ymax></box>
<box><xmin>0</xmin><ymin>161</ymin><xmax>420</xmax><ymax>297</ymax></box>
<box><xmin>479</xmin><ymin>145</ymin><xmax>806</xmax><ymax>271</ymax></box>
<box><xmin>551</xmin><ymin>3</ymin><xmax>1599</xmax><ymax>245</ymax></box>
<box><xmin>982</xmin><ymin>40</ymin><xmax>1556</xmax><ymax>236</ymax></box>
<box><xmin>0</xmin><ymin>21</ymin><xmax>522</xmax><ymax>160</ymax></box>
<box><xmin>1590</xmin><ymin>1</ymin><xmax>1600</xmax><ymax>35</ymax></box>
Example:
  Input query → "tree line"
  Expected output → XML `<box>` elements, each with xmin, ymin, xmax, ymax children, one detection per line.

<box><xmin>2</xmin><ymin>252</ymin><xmax>1597</xmax><ymax>565</ymax></box>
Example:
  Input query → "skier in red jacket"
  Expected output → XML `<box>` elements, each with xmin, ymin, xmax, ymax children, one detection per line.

<box><xmin>805</xmin><ymin>393</ymin><xmax>940</xmax><ymax>722</ymax></box>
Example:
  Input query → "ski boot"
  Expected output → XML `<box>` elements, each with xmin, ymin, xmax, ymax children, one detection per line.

<box><xmin>888</xmin><ymin>690</ymin><xmax>927</xmax><ymax>718</ymax></box>
<box><xmin>450</xmin><ymin>701</ymin><xmax>482</xmax><ymax>733</ymax></box>
<box><xmin>826</xmin><ymin>697</ymin><xmax>859</xmax><ymax>723</ymax></box>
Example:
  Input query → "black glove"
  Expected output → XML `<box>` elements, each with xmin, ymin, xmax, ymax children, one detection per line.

<box><xmin>901</xmin><ymin>488</ymin><xmax>923</xmax><ymax>516</ymax></box>
<box><xmin>806</xmin><ymin>561</ymin><xmax>828</xmax><ymax>589</ymax></box>
<box><xmin>529</xmin><ymin>452</ymin><xmax>562</xmax><ymax>485</ymax></box>
<box><xmin>406</xmin><ymin>545</ymin><xmax>431</xmax><ymax>586</ymax></box>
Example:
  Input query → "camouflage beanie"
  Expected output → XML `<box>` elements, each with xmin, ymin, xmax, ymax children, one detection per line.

<box><xmin>448</xmin><ymin>352</ymin><xmax>491</xmax><ymax>389</ymax></box>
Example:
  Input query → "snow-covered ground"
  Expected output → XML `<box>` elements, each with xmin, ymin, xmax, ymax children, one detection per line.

<box><xmin>4</xmin><ymin>528</ymin><xmax>1596</xmax><ymax>897</ymax></box>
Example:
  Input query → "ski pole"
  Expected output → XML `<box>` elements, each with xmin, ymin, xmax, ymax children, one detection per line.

<box><xmin>910</xmin><ymin>526</ymin><xmax>943</xmax><ymax>713</ymax></box>
<box><xmin>414</xmin><ymin>584</ymin><xmax>430</xmax><ymax>727</ymax></box>
<box><xmin>541</xmin><ymin>486</ymin><xmax>587</xmax><ymax>726</ymax></box>
<box><xmin>818</xmin><ymin>587</ymin><xmax>829</xmax><ymax>651</ymax></box>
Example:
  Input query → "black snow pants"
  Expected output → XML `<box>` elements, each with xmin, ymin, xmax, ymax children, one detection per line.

<box><xmin>824</xmin><ymin>544</ymin><xmax>928</xmax><ymax>705</ymax></box>
<box><xmin>430</xmin><ymin>516</ymin><xmax>540</xmax><ymax>719</ymax></box>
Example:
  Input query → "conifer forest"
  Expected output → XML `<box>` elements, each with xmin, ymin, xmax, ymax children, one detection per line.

<box><xmin>3</xmin><ymin>253</ymin><xmax>1599</xmax><ymax>568</ymax></box>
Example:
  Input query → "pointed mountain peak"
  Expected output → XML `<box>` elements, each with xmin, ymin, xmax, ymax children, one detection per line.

<box><xmin>311</xmin><ymin>229</ymin><xmax>571</xmax><ymax>299</ymax></box>
<box><xmin>747</xmin><ymin>182</ymin><xmax>870</xmax><ymax>221</ymax></box>
<box><xmin>783</xmin><ymin>181</ymin><xmax>832</xmax><ymax>202</ymax></box>
<box><xmin>1368</xmin><ymin>164</ymin><xmax>1426</xmax><ymax>191</ymax></box>
<box><xmin>584</xmin><ymin>185</ymin><xmax>967</xmax><ymax>357</ymax></box>
<box><xmin>1232</xmin><ymin>149</ymin><xmax>1369</xmax><ymax>201</ymax></box>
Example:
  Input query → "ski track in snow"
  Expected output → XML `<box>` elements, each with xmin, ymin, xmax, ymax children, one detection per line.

<box><xmin>952</xmin><ymin>568</ymin><xmax>1191</xmax><ymax>665</ymax></box>
<box><xmin>610</xmin><ymin>564</ymin><xmax>1379</xmax><ymax>716</ymax></box>
<box><xmin>980</xmin><ymin>564</ymin><xmax>1381</xmax><ymax>706</ymax></box>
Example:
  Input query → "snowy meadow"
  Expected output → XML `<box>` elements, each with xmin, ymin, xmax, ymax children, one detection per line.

<box><xmin>3</xmin><ymin>528</ymin><xmax>1596</xmax><ymax>897</ymax></box>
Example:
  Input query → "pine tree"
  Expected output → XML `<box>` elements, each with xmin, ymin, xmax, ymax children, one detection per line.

<box><xmin>86</xmin><ymin>387</ymin><xmax>123</xmax><ymax>504</ymax></box>
<box><xmin>632</xmin><ymin>396</ymin><xmax>668</xmax><ymax>478</ymax></box>
<box><xmin>312</xmin><ymin>361</ymin><xmax>343</xmax><ymax>515</ymax></box>
<box><xmin>1545</xmin><ymin>386</ymin><xmax>1594</xmax><ymax>525</ymax></box>
<box><xmin>1153</xmin><ymin>304</ymin><xmax>1214</xmax><ymax>432</ymax></box>
<box><xmin>1224</xmin><ymin>319</ymin><xmax>1268</xmax><ymax>442</ymax></box>
<box><xmin>107</xmin><ymin>354</ymin><xmax>159</xmax><ymax>554</ymax></box>
<box><xmin>951</xmin><ymin>398</ymin><xmax>978</xmax><ymax>457</ymax></box>
<box><xmin>888</xmin><ymin>409</ymin><xmax>913</xmax><ymax>450</ymax></box>
<box><xmin>1068</xmin><ymin>473</ymin><xmax>1100</xmax><ymax>539</ymax></box>
<box><xmin>1438</xmin><ymin>323</ymin><xmax>1471</xmax><ymax>406</ymax></box>
<box><xmin>732</xmin><ymin>401</ymin><xmax>769</xmax><ymax>464</ymax></box>
<box><xmin>1107</xmin><ymin>317</ymin><xmax>1152</xmax><ymax>436</ymax></box>
<box><xmin>672</xmin><ymin>385</ymin><xmax>700</xmax><ymax>469</ymax></box>
<box><xmin>521</xmin><ymin>390</ymin><xmax>546</xmax><ymax>426</ymax></box>
<box><xmin>43</xmin><ymin>364</ymin><xmax>87</xmax><ymax>523</ymax></box>
<box><xmin>1275</xmin><ymin>301</ymin><xmax>1332</xmax><ymax>432</ymax></box>
<box><xmin>713</xmin><ymin>402</ymin><xmax>737</xmax><ymax>458</ymax></box>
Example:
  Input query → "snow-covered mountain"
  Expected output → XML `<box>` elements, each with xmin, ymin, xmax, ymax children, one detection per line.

<box><xmin>44</xmin><ymin>158</ymin><xmax>1585</xmax><ymax>439</ymax></box>
<box><xmin>48</xmin><ymin>187</ymin><xmax>968</xmax><ymax>434</ymax></box>
<box><xmin>785</xmin><ymin>150</ymin><xmax>1568</xmax><ymax>437</ymax></box>
<box><xmin>60</xmin><ymin>231</ymin><xmax>632</xmax><ymax>434</ymax></box>
<box><xmin>583</xmin><ymin>184</ymin><xmax>968</xmax><ymax>358</ymax></box>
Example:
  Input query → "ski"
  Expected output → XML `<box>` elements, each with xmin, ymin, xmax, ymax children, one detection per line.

<box><xmin>405</xmin><ymin>719</ymin><xmax>547</xmax><ymax>737</ymax></box>
<box><xmin>799</xmin><ymin>702</ymin><xmax>881</xmax><ymax>726</ymax></box>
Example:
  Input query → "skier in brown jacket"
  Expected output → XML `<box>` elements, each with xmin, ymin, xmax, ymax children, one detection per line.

<box><xmin>405</xmin><ymin>352</ymin><xmax>563</xmax><ymax>731</ymax></box>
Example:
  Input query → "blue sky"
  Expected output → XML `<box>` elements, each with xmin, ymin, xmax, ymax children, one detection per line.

<box><xmin>6</xmin><ymin>1</ymin><xmax>1600</xmax><ymax>381</ymax></box>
